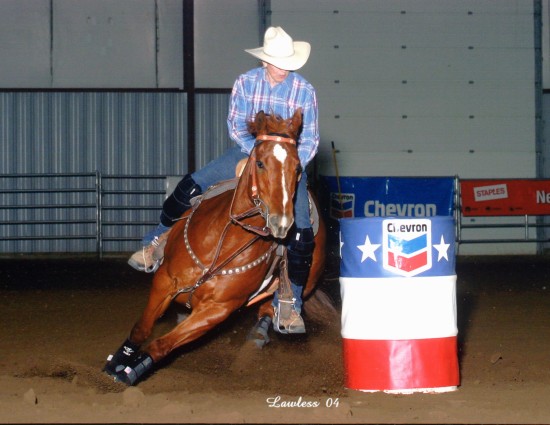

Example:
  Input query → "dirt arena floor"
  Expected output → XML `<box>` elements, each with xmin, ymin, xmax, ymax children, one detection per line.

<box><xmin>2</xmin><ymin>253</ymin><xmax>550</xmax><ymax>424</ymax></box>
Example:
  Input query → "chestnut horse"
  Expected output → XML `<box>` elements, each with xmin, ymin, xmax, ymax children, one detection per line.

<box><xmin>103</xmin><ymin>109</ymin><xmax>327</xmax><ymax>385</ymax></box>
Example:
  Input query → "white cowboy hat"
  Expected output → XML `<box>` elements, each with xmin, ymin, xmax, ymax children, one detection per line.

<box><xmin>245</xmin><ymin>26</ymin><xmax>311</xmax><ymax>71</ymax></box>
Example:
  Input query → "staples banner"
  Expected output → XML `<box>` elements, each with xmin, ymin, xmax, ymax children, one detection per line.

<box><xmin>460</xmin><ymin>179</ymin><xmax>550</xmax><ymax>216</ymax></box>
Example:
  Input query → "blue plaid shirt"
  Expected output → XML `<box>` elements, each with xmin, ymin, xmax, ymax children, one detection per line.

<box><xmin>227</xmin><ymin>67</ymin><xmax>320</xmax><ymax>167</ymax></box>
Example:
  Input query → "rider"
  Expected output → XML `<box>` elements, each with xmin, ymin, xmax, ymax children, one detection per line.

<box><xmin>128</xmin><ymin>26</ymin><xmax>319</xmax><ymax>335</ymax></box>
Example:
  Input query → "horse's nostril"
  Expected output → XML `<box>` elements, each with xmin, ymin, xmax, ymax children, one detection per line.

<box><xmin>268</xmin><ymin>215</ymin><xmax>293</xmax><ymax>239</ymax></box>
<box><xmin>271</xmin><ymin>228</ymin><xmax>287</xmax><ymax>239</ymax></box>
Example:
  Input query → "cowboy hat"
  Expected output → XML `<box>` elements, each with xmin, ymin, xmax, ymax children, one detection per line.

<box><xmin>245</xmin><ymin>26</ymin><xmax>311</xmax><ymax>71</ymax></box>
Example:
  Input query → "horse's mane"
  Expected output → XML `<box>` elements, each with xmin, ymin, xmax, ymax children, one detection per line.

<box><xmin>247</xmin><ymin>111</ymin><xmax>303</xmax><ymax>139</ymax></box>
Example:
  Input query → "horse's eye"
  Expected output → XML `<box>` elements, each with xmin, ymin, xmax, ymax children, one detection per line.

<box><xmin>256</xmin><ymin>160</ymin><xmax>264</xmax><ymax>169</ymax></box>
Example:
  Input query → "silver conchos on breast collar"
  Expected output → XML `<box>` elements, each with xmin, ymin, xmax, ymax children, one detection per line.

<box><xmin>183</xmin><ymin>206</ymin><xmax>276</xmax><ymax>276</ymax></box>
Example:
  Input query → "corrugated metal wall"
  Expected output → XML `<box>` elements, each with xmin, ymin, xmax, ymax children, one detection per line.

<box><xmin>0</xmin><ymin>91</ymin><xmax>195</xmax><ymax>253</ymax></box>
<box><xmin>195</xmin><ymin>93</ymin><xmax>232</xmax><ymax>169</ymax></box>
<box><xmin>0</xmin><ymin>92</ymin><xmax>188</xmax><ymax>175</ymax></box>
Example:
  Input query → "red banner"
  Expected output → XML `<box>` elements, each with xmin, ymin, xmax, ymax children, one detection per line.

<box><xmin>460</xmin><ymin>179</ymin><xmax>550</xmax><ymax>216</ymax></box>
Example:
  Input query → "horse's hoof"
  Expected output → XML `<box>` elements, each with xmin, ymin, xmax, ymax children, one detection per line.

<box><xmin>103</xmin><ymin>368</ymin><xmax>127</xmax><ymax>384</ymax></box>
<box><xmin>247</xmin><ymin>316</ymin><xmax>272</xmax><ymax>348</ymax></box>
<box><xmin>112</xmin><ymin>352</ymin><xmax>154</xmax><ymax>386</ymax></box>
<box><xmin>105</xmin><ymin>354</ymin><xmax>153</xmax><ymax>386</ymax></box>
<box><xmin>103</xmin><ymin>362</ymin><xmax>134</xmax><ymax>386</ymax></box>
<box><xmin>102</xmin><ymin>368</ymin><xmax>132</xmax><ymax>385</ymax></box>
<box><xmin>103</xmin><ymin>339</ymin><xmax>141</xmax><ymax>376</ymax></box>
<box><xmin>103</xmin><ymin>356</ymin><xmax>127</xmax><ymax>376</ymax></box>
<box><xmin>111</xmin><ymin>369</ymin><xmax>135</xmax><ymax>386</ymax></box>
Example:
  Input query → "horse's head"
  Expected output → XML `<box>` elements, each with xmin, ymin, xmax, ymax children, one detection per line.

<box><xmin>243</xmin><ymin>108</ymin><xmax>303</xmax><ymax>239</ymax></box>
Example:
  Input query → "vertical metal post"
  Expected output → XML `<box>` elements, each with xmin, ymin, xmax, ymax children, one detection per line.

<box><xmin>258</xmin><ymin>0</ymin><xmax>271</xmax><ymax>40</ymax></box>
<box><xmin>534</xmin><ymin>0</ymin><xmax>545</xmax><ymax>252</ymax></box>
<box><xmin>454</xmin><ymin>175</ymin><xmax>461</xmax><ymax>252</ymax></box>
<box><xmin>96</xmin><ymin>170</ymin><xmax>103</xmax><ymax>258</ymax></box>
<box><xmin>183</xmin><ymin>0</ymin><xmax>195</xmax><ymax>173</ymax></box>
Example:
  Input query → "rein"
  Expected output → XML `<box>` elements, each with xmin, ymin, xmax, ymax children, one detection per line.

<box><xmin>175</xmin><ymin>133</ymin><xmax>297</xmax><ymax>308</ymax></box>
<box><xmin>174</xmin><ymin>207</ymin><xmax>278</xmax><ymax>308</ymax></box>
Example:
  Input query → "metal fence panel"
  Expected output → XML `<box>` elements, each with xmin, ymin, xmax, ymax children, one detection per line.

<box><xmin>0</xmin><ymin>91</ymin><xmax>189</xmax><ymax>253</ymax></box>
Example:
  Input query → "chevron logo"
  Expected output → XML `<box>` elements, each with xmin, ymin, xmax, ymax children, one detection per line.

<box><xmin>382</xmin><ymin>219</ymin><xmax>432</xmax><ymax>277</ymax></box>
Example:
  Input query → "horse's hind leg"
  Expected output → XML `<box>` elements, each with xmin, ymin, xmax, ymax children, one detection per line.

<box><xmin>248</xmin><ymin>224</ymin><xmax>327</xmax><ymax>349</ymax></box>
<box><xmin>104</xmin><ymin>268</ymin><xmax>175</xmax><ymax>379</ymax></box>
<box><xmin>248</xmin><ymin>299</ymin><xmax>274</xmax><ymax>348</ymax></box>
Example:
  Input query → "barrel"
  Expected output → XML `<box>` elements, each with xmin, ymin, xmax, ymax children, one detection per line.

<box><xmin>339</xmin><ymin>216</ymin><xmax>459</xmax><ymax>393</ymax></box>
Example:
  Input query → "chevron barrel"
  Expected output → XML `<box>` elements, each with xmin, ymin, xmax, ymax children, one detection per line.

<box><xmin>339</xmin><ymin>216</ymin><xmax>459</xmax><ymax>393</ymax></box>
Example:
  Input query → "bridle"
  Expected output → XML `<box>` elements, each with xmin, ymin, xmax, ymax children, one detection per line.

<box><xmin>229</xmin><ymin>134</ymin><xmax>296</xmax><ymax>237</ymax></box>
<box><xmin>250</xmin><ymin>134</ymin><xmax>296</xmax><ymax>198</ymax></box>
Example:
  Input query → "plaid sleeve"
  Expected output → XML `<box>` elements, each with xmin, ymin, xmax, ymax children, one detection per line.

<box><xmin>296</xmin><ymin>86</ymin><xmax>319</xmax><ymax>168</ymax></box>
<box><xmin>227</xmin><ymin>74</ymin><xmax>256</xmax><ymax>155</ymax></box>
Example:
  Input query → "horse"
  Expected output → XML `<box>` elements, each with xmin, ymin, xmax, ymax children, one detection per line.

<box><xmin>103</xmin><ymin>108</ymin><xmax>328</xmax><ymax>385</ymax></box>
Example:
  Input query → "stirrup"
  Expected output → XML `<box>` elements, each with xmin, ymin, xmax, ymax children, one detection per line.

<box><xmin>273</xmin><ymin>299</ymin><xmax>306</xmax><ymax>334</ymax></box>
<box><xmin>143</xmin><ymin>257</ymin><xmax>163</xmax><ymax>273</ymax></box>
<box><xmin>128</xmin><ymin>249</ymin><xmax>163</xmax><ymax>273</ymax></box>
<box><xmin>128</xmin><ymin>237</ymin><xmax>165</xmax><ymax>273</ymax></box>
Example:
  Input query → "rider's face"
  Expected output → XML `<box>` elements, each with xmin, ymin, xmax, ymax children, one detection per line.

<box><xmin>263</xmin><ymin>62</ymin><xmax>290</xmax><ymax>86</ymax></box>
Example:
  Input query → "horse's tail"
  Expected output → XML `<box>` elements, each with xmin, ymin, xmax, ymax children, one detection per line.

<box><xmin>303</xmin><ymin>288</ymin><xmax>339</xmax><ymax>326</ymax></box>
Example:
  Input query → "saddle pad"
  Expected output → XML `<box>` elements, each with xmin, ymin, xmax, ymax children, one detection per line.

<box><xmin>189</xmin><ymin>178</ymin><xmax>238</xmax><ymax>207</ymax></box>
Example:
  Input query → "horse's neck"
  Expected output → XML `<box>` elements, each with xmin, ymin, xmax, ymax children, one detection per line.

<box><xmin>231</xmin><ymin>166</ymin><xmax>259</xmax><ymax>219</ymax></box>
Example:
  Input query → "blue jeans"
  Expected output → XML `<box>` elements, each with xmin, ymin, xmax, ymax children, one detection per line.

<box><xmin>192</xmin><ymin>146</ymin><xmax>311</xmax><ymax>228</ymax></box>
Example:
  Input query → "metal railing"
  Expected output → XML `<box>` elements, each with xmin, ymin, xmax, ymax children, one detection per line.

<box><xmin>1</xmin><ymin>172</ymin><xmax>550</xmax><ymax>256</ymax></box>
<box><xmin>97</xmin><ymin>174</ymin><xmax>166</xmax><ymax>254</ymax></box>
<box><xmin>455</xmin><ymin>178</ymin><xmax>549</xmax><ymax>246</ymax></box>
<box><xmin>0</xmin><ymin>172</ymin><xmax>166</xmax><ymax>256</ymax></box>
<box><xmin>457</xmin><ymin>215</ymin><xmax>547</xmax><ymax>244</ymax></box>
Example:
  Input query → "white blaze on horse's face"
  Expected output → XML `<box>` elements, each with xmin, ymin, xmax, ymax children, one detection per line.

<box><xmin>269</xmin><ymin>143</ymin><xmax>293</xmax><ymax>238</ymax></box>
<box><xmin>273</xmin><ymin>143</ymin><xmax>289</xmax><ymax>206</ymax></box>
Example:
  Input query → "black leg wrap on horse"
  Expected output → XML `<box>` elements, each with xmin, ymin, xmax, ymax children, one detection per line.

<box><xmin>103</xmin><ymin>338</ymin><xmax>141</xmax><ymax>377</ymax></box>
<box><xmin>247</xmin><ymin>315</ymin><xmax>272</xmax><ymax>348</ymax></box>
<box><xmin>160</xmin><ymin>174</ymin><xmax>202</xmax><ymax>227</ymax></box>
<box><xmin>287</xmin><ymin>227</ymin><xmax>314</xmax><ymax>287</ymax></box>
<box><xmin>115</xmin><ymin>351</ymin><xmax>154</xmax><ymax>386</ymax></box>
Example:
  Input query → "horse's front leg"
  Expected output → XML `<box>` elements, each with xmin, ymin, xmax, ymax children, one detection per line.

<box><xmin>114</xmin><ymin>300</ymin><xmax>240</xmax><ymax>385</ymax></box>
<box><xmin>103</xmin><ymin>269</ymin><xmax>175</xmax><ymax>378</ymax></box>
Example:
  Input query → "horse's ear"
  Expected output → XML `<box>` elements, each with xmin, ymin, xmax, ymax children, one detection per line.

<box><xmin>290</xmin><ymin>108</ymin><xmax>303</xmax><ymax>137</ymax></box>
<box><xmin>248</xmin><ymin>110</ymin><xmax>265</xmax><ymax>136</ymax></box>
<box><xmin>256</xmin><ymin>111</ymin><xmax>266</xmax><ymax>126</ymax></box>
<box><xmin>249</xmin><ymin>110</ymin><xmax>266</xmax><ymax>136</ymax></box>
